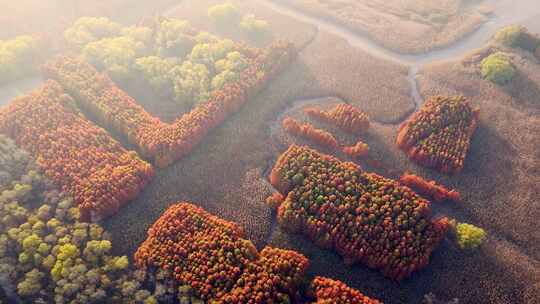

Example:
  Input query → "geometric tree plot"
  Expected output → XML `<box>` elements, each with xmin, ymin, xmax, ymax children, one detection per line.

<box><xmin>396</xmin><ymin>95</ymin><xmax>479</xmax><ymax>174</ymax></box>
<box><xmin>134</xmin><ymin>202</ymin><xmax>384</xmax><ymax>303</ymax></box>
<box><xmin>42</xmin><ymin>41</ymin><xmax>296</xmax><ymax>167</ymax></box>
<box><xmin>134</xmin><ymin>202</ymin><xmax>310</xmax><ymax>303</ymax></box>
<box><xmin>0</xmin><ymin>81</ymin><xmax>154</xmax><ymax>221</ymax></box>
<box><xmin>270</xmin><ymin>145</ymin><xmax>449</xmax><ymax>280</ymax></box>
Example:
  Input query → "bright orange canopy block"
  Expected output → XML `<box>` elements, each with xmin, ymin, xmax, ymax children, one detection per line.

<box><xmin>311</xmin><ymin>276</ymin><xmax>383</xmax><ymax>303</ymax></box>
<box><xmin>0</xmin><ymin>81</ymin><xmax>154</xmax><ymax>221</ymax></box>
<box><xmin>42</xmin><ymin>41</ymin><xmax>296</xmax><ymax>168</ymax></box>
<box><xmin>305</xmin><ymin>103</ymin><xmax>370</xmax><ymax>134</ymax></box>
<box><xmin>270</xmin><ymin>145</ymin><xmax>448</xmax><ymax>280</ymax></box>
<box><xmin>134</xmin><ymin>202</ymin><xmax>309</xmax><ymax>303</ymax></box>
<box><xmin>396</xmin><ymin>95</ymin><xmax>479</xmax><ymax>174</ymax></box>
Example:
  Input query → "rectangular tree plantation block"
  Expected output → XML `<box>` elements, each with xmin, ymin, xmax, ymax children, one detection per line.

<box><xmin>0</xmin><ymin>80</ymin><xmax>154</xmax><ymax>221</ymax></box>
<box><xmin>396</xmin><ymin>95</ymin><xmax>479</xmax><ymax>174</ymax></box>
<box><xmin>269</xmin><ymin>145</ymin><xmax>449</xmax><ymax>280</ymax></box>
<box><xmin>134</xmin><ymin>202</ymin><xmax>309</xmax><ymax>302</ymax></box>
<box><xmin>42</xmin><ymin>41</ymin><xmax>297</xmax><ymax>168</ymax></box>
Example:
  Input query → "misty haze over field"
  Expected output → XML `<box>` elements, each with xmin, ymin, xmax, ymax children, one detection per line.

<box><xmin>1</xmin><ymin>1</ymin><xmax>540</xmax><ymax>303</ymax></box>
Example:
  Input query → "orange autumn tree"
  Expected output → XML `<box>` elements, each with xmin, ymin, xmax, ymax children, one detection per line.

<box><xmin>311</xmin><ymin>277</ymin><xmax>382</xmax><ymax>304</ymax></box>
<box><xmin>270</xmin><ymin>145</ymin><xmax>449</xmax><ymax>280</ymax></box>
<box><xmin>283</xmin><ymin>117</ymin><xmax>339</xmax><ymax>149</ymax></box>
<box><xmin>305</xmin><ymin>103</ymin><xmax>370</xmax><ymax>134</ymax></box>
<box><xmin>0</xmin><ymin>81</ymin><xmax>154</xmax><ymax>221</ymax></box>
<box><xmin>400</xmin><ymin>173</ymin><xmax>461</xmax><ymax>203</ymax></box>
<box><xmin>134</xmin><ymin>202</ymin><xmax>309</xmax><ymax>302</ymax></box>
<box><xmin>396</xmin><ymin>95</ymin><xmax>479</xmax><ymax>174</ymax></box>
<box><xmin>42</xmin><ymin>41</ymin><xmax>296</xmax><ymax>168</ymax></box>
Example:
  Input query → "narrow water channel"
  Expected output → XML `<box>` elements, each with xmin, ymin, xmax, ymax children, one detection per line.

<box><xmin>260</xmin><ymin>0</ymin><xmax>540</xmax><ymax>108</ymax></box>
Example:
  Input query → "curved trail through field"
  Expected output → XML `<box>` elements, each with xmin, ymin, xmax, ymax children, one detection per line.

<box><xmin>260</xmin><ymin>0</ymin><xmax>540</xmax><ymax>109</ymax></box>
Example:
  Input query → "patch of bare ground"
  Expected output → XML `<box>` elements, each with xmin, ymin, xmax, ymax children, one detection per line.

<box><xmin>273</xmin><ymin>0</ymin><xmax>490</xmax><ymax>54</ymax></box>
<box><xmin>293</xmin><ymin>31</ymin><xmax>414</xmax><ymax>123</ymax></box>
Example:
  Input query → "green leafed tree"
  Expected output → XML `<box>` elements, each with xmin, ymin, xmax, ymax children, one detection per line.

<box><xmin>82</xmin><ymin>36</ymin><xmax>147</xmax><ymax>81</ymax></box>
<box><xmin>134</xmin><ymin>56</ymin><xmax>176</xmax><ymax>94</ymax></box>
<box><xmin>121</xmin><ymin>26</ymin><xmax>154</xmax><ymax>48</ymax></box>
<box><xmin>480</xmin><ymin>52</ymin><xmax>515</xmax><ymax>85</ymax></box>
<box><xmin>211</xmin><ymin>51</ymin><xmax>249</xmax><ymax>89</ymax></box>
<box><xmin>154</xmin><ymin>18</ymin><xmax>196</xmax><ymax>57</ymax></box>
<box><xmin>495</xmin><ymin>25</ymin><xmax>540</xmax><ymax>52</ymax></box>
<box><xmin>0</xmin><ymin>35</ymin><xmax>41</xmax><ymax>83</ymax></box>
<box><xmin>455</xmin><ymin>223</ymin><xmax>487</xmax><ymax>250</ymax></box>
<box><xmin>240</xmin><ymin>14</ymin><xmax>269</xmax><ymax>37</ymax></box>
<box><xmin>64</xmin><ymin>17</ymin><xmax>122</xmax><ymax>49</ymax></box>
<box><xmin>188</xmin><ymin>39</ymin><xmax>235</xmax><ymax>69</ymax></box>
<box><xmin>169</xmin><ymin>60</ymin><xmax>211</xmax><ymax>107</ymax></box>
<box><xmin>208</xmin><ymin>2</ymin><xmax>241</xmax><ymax>26</ymax></box>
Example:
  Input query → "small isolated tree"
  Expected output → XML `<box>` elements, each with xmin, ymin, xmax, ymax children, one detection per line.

<box><xmin>208</xmin><ymin>2</ymin><xmax>241</xmax><ymax>26</ymax></box>
<box><xmin>454</xmin><ymin>222</ymin><xmax>486</xmax><ymax>250</ymax></box>
<box><xmin>240</xmin><ymin>14</ymin><xmax>269</xmax><ymax>37</ymax></box>
<box><xmin>495</xmin><ymin>25</ymin><xmax>540</xmax><ymax>52</ymax></box>
<box><xmin>480</xmin><ymin>52</ymin><xmax>515</xmax><ymax>85</ymax></box>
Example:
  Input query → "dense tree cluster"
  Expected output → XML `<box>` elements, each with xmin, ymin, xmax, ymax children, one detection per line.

<box><xmin>134</xmin><ymin>202</ymin><xmax>310</xmax><ymax>302</ymax></box>
<box><xmin>0</xmin><ymin>135</ymin><xmax>178</xmax><ymax>303</ymax></box>
<box><xmin>63</xmin><ymin>16</ymin><xmax>257</xmax><ymax>109</ymax></box>
<box><xmin>396</xmin><ymin>96</ymin><xmax>479</xmax><ymax>174</ymax></box>
<box><xmin>0</xmin><ymin>81</ymin><xmax>154</xmax><ymax>221</ymax></box>
<box><xmin>480</xmin><ymin>52</ymin><xmax>516</xmax><ymax>85</ymax></box>
<box><xmin>270</xmin><ymin>145</ymin><xmax>449</xmax><ymax>280</ymax></box>
<box><xmin>43</xmin><ymin>41</ymin><xmax>296</xmax><ymax>168</ymax></box>
<box><xmin>0</xmin><ymin>35</ymin><xmax>42</xmax><ymax>84</ymax></box>
<box><xmin>305</xmin><ymin>103</ymin><xmax>370</xmax><ymax>135</ymax></box>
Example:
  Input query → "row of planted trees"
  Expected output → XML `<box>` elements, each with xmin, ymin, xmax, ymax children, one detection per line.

<box><xmin>43</xmin><ymin>40</ymin><xmax>296</xmax><ymax>168</ymax></box>
<box><xmin>0</xmin><ymin>81</ymin><xmax>154</xmax><ymax>222</ymax></box>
